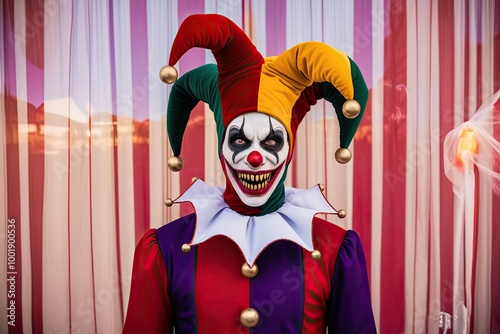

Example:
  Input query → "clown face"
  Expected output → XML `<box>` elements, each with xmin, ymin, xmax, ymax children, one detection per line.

<box><xmin>222</xmin><ymin>112</ymin><xmax>290</xmax><ymax>207</ymax></box>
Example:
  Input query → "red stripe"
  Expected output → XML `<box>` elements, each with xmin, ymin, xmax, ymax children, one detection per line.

<box><xmin>353</xmin><ymin>0</ymin><xmax>373</xmax><ymax>278</ymax></box>
<box><xmin>3</xmin><ymin>1</ymin><xmax>23</xmax><ymax>332</ymax></box>
<box><xmin>177</xmin><ymin>0</ymin><xmax>206</xmax><ymax>217</ymax></box>
<box><xmin>130</xmin><ymin>0</ymin><xmax>151</xmax><ymax>242</ymax></box>
<box><xmin>24</xmin><ymin>0</ymin><xmax>45</xmax><ymax>331</ymax></box>
<box><xmin>380</xmin><ymin>1</ymin><xmax>407</xmax><ymax>332</ymax></box>
<box><xmin>491</xmin><ymin>5</ymin><xmax>500</xmax><ymax>331</ymax></box>
<box><xmin>438</xmin><ymin>0</ymin><xmax>455</xmax><ymax>319</ymax></box>
<box><xmin>195</xmin><ymin>237</ymin><xmax>249</xmax><ymax>332</ymax></box>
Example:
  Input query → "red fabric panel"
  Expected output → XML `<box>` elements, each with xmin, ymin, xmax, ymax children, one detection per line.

<box><xmin>438</xmin><ymin>0</ymin><xmax>456</xmax><ymax>319</ymax></box>
<box><xmin>302</xmin><ymin>217</ymin><xmax>346</xmax><ymax>333</ymax></box>
<box><xmin>24</xmin><ymin>0</ymin><xmax>45</xmax><ymax>331</ymax></box>
<box><xmin>129</xmin><ymin>0</ymin><xmax>150</xmax><ymax>242</ymax></box>
<box><xmin>3</xmin><ymin>0</ymin><xmax>23</xmax><ymax>332</ymax></box>
<box><xmin>380</xmin><ymin>1</ymin><xmax>407</xmax><ymax>332</ymax></box>
<box><xmin>123</xmin><ymin>229</ymin><xmax>172</xmax><ymax>333</ymax></box>
<box><xmin>177</xmin><ymin>0</ymin><xmax>206</xmax><ymax>217</ymax></box>
<box><xmin>491</xmin><ymin>6</ymin><xmax>500</xmax><ymax>331</ymax></box>
<box><xmin>195</xmin><ymin>236</ymin><xmax>249</xmax><ymax>333</ymax></box>
<box><xmin>353</xmin><ymin>0</ymin><xmax>373</xmax><ymax>279</ymax></box>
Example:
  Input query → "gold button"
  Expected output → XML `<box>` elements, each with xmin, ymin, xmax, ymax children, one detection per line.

<box><xmin>240</xmin><ymin>308</ymin><xmax>259</xmax><ymax>328</ymax></box>
<box><xmin>181</xmin><ymin>243</ymin><xmax>191</xmax><ymax>253</ymax></box>
<box><xmin>337</xmin><ymin>209</ymin><xmax>346</xmax><ymax>219</ymax></box>
<box><xmin>241</xmin><ymin>263</ymin><xmax>258</xmax><ymax>278</ymax></box>
<box><xmin>311</xmin><ymin>250</ymin><xmax>321</xmax><ymax>260</ymax></box>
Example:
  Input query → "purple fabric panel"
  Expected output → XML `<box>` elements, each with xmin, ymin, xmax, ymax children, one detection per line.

<box><xmin>265</xmin><ymin>0</ymin><xmax>286</xmax><ymax>56</ymax></box>
<box><xmin>157</xmin><ymin>214</ymin><xmax>197</xmax><ymax>333</ymax></box>
<box><xmin>250</xmin><ymin>240</ymin><xmax>303</xmax><ymax>333</ymax></box>
<box><xmin>327</xmin><ymin>230</ymin><xmax>377</xmax><ymax>333</ymax></box>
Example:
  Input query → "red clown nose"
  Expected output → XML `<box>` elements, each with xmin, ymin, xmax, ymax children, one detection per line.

<box><xmin>247</xmin><ymin>151</ymin><xmax>263</xmax><ymax>168</ymax></box>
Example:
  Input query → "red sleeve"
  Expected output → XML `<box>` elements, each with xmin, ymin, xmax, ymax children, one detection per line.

<box><xmin>123</xmin><ymin>229</ymin><xmax>173</xmax><ymax>334</ymax></box>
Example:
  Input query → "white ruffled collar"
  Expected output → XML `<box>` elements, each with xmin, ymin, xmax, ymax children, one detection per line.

<box><xmin>173</xmin><ymin>179</ymin><xmax>337</xmax><ymax>266</ymax></box>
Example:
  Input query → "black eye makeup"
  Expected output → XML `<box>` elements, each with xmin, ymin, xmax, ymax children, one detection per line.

<box><xmin>228</xmin><ymin>118</ymin><xmax>251</xmax><ymax>162</ymax></box>
<box><xmin>260</xmin><ymin>117</ymin><xmax>285</xmax><ymax>162</ymax></box>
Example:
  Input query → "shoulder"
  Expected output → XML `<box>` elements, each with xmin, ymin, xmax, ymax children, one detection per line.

<box><xmin>312</xmin><ymin>216</ymin><xmax>347</xmax><ymax>250</ymax></box>
<box><xmin>157</xmin><ymin>213</ymin><xmax>196</xmax><ymax>243</ymax></box>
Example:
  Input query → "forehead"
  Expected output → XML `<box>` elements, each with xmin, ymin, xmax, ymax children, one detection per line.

<box><xmin>227</xmin><ymin>112</ymin><xmax>285</xmax><ymax>131</ymax></box>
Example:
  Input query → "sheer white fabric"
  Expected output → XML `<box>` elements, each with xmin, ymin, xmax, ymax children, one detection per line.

<box><xmin>1</xmin><ymin>1</ymin><xmax>499</xmax><ymax>333</ymax></box>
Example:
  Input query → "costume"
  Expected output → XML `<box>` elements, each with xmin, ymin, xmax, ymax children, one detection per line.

<box><xmin>123</xmin><ymin>14</ymin><xmax>376</xmax><ymax>333</ymax></box>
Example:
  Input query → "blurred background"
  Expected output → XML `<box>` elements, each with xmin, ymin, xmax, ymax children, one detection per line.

<box><xmin>1</xmin><ymin>0</ymin><xmax>499</xmax><ymax>333</ymax></box>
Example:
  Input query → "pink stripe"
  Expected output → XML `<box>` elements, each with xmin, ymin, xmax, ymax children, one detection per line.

<box><xmin>265</xmin><ymin>0</ymin><xmax>286</xmax><ymax>56</ymax></box>
<box><xmin>492</xmin><ymin>5</ymin><xmax>500</xmax><ymax>331</ymax></box>
<box><xmin>380</xmin><ymin>1</ymin><xmax>406</xmax><ymax>332</ymax></box>
<box><xmin>353</xmin><ymin>0</ymin><xmax>373</xmax><ymax>278</ymax></box>
<box><xmin>3</xmin><ymin>1</ymin><xmax>24</xmax><ymax>332</ymax></box>
<box><xmin>130</xmin><ymin>0</ymin><xmax>151</xmax><ymax>242</ymax></box>
<box><xmin>177</xmin><ymin>0</ymin><xmax>206</xmax><ymax>217</ymax></box>
<box><xmin>437</xmin><ymin>0</ymin><xmax>455</xmax><ymax>318</ymax></box>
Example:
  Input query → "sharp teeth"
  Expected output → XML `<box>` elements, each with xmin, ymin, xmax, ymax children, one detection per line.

<box><xmin>251</xmin><ymin>174</ymin><xmax>254</xmax><ymax>181</ymax></box>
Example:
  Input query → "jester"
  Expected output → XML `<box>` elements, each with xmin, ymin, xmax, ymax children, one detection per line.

<box><xmin>123</xmin><ymin>14</ymin><xmax>376</xmax><ymax>333</ymax></box>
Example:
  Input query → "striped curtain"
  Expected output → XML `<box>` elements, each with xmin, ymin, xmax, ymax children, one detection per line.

<box><xmin>1</xmin><ymin>0</ymin><xmax>499</xmax><ymax>333</ymax></box>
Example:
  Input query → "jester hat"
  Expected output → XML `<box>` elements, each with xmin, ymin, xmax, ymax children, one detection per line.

<box><xmin>161</xmin><ymin>14</ymin><xmax>368</xmax><ymax>213</ymax></box>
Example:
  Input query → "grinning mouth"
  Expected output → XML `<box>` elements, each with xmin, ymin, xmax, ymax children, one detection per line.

<box><xmin>237</xmin><ymin>171</ymin><xmax>272</xmax><ymax>191</ymax></box>
<box><xmin>226</xmin><ymin>161</ymin><xmax>284</xmax><ymax>195</ymax></box>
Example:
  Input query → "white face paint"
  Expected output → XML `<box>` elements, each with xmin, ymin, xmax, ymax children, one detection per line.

<box><xmin>222</xmin><ymin>112</ymin><xmax>290</xmax><ymax>207</ymax></box>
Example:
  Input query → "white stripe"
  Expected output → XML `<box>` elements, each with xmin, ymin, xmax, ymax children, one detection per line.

<box><xmin>113</xmin><ymin>0</ymin><xmax>137</xmax><ymax>314</ymax></box>
<box><xmin>43</xmin><ymin>0</ymin><xmax>73</xmax><ymax>331</ymax></box>
<box><xmin>88</xmin><ymin>0</ymin><xmax>122</xmax><ymax>332</ymax></box>
<box><xmin>147</xmin><ymin>0</ymin><xmax>170</xmax><ymax>229</ymax></box>
<box><xmin>0</xmin><ymin>2</ymin><xmax>9</xmax><ymax>333</ymax></box>
<box><xmin>248</xmin><ymin>0</ymin><xmax>267</xmax><ymax>56</ymax></box>
<box><xmin>405</xmin><ymin>1</ymin><xmax>417</xmax><ymax>332</ymax></box>
<box><xmin>474</xmin><ymin>2</ymin><xmax>495</xmax><ymax>332</ymax></box>
<box><xmin>428</xmin><ymin>0</ymin><xmax>443</xmax><ymax>331</ymax></box>
<box><xmin>67</xmin><ymin>1</ymin><xmax>97</xmax><ymax>332</ymax></box>
<box><xmin>13</xmin><ymin>1</ymin><xmax>33</xmax><ymax>332</ymax></box>
<box><xmin>159</xmin><ymin>0</ymin><xmax>180</xmax><ymax>223</ymax></box>
<box><xmin>371</xmin><ymin>0</ymin><xmax>385</xmax><ymax>329</ymax></box>
<box><xmin>285</xmin><ymin>0</ymin><xmax>312</xmax><ymax>192</ymax></box>
<box><xmin>452</xmin><ymin>0</ymin><xmax>467</xmax><ymax>330</ymax></box>
<box><xmin>324</xmin><ymin>0</ymin><xmax>354</xmax><ymax>229</ymax></box>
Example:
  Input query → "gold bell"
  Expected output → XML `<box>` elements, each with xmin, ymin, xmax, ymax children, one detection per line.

<box><xmin>311</xmin><ymin>250</ymin><xmax>321</xmax><ymax>260</ymax></box>
<box><xmin>167</xmin><ymin>156</ymin><xmax>184</xmax><ymax>172</ymax></box>
<box><xmin>241</xmin><ymin>263</ymin><xmax>259</xmax><ymax>279</ymax></box>
<box><xmin>181</xmin><ymin>243</ymin><xmax>191</xmax><ymax>253</ymax></box>
<box><xmin>240</xmin><ymin>308</ymin><xmax>259</xmax><ymax>328</ymax></box>
<box><xmin>164</xmin><ymin>198</ymin><xmax>174</xmax><ymax>207</ymax></box>
<box><xmin>337</xmin><ymin>209</ymin><xmax>346</xmax><ymax>219</ymax></box>
<box><xmin>335</xmin><ymin>148</ymin><xmax>352</xmax><ymax>164</ymax></box>
<box><xmin>342</xmin><ymin>99</ymin><xmax>361</xmax><ymax>119</ymax></box>
<box><xmin>159</xmin><ymin>65</ymin><xmax>178</xmax><ymax>84</ymax></box>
